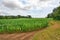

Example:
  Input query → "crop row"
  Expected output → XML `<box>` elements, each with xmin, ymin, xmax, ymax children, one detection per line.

<box><xmin>0</xmin><ymin>18</ymin><xmax>51</xmax><ymax>33</ymax></box>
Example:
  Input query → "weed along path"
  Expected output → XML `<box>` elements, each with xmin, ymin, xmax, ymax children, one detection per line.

<box><xmin>0</xmin><ymin>21</ymin><xmax>60</xmax><ymax>40</ymax></box>
<box><xmin>32</xmin><ymin>21</ymin><xmax>60</xmax><ymax>40</ymax></box>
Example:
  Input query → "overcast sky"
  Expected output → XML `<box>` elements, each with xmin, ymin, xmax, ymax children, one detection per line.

<box><xmin>0</xmin><ymin>0</ymin><xmax>60</xmax><ymax>18</ymax></box>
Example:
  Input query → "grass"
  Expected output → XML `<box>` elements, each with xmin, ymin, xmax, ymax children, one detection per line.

<box><xmin>32</xmin><ymin>21</ymin><xmax>60</xmax><ymax>40</ymax></box>
<box><xmin>0</xmin><ymin>18</ymin><xmax>52</xmax><ymax>33</ymax></box>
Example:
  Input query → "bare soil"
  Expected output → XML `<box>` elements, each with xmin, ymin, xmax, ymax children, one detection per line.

<box><xmin>0</xmin><ymin>31</ymin><xmax>37</xmax><ymax>40</ymax></box>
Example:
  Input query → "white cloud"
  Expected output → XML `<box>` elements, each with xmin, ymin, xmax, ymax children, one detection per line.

<box><xmin>2</xmin><ymin>0</ymin><xmax>31</xmax><ymax>10</ymax></box>
<box><xmin>2</xmin><ymin>0</ymin><xmax>23</xmax><ymax>9</ymax></box>
<box><xmin>0</xmin><ymin>0</ymin><xmax>60</xmax><ymax>18</ymax></box>
<box><xmin>2</xmin><ymin>0</ymin><xmax>60</xmax><ymax>10</ymax></box>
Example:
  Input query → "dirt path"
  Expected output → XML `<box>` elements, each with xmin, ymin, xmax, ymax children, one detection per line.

<box><xmin>49</xmin><ymin>21</ymin><xmax>60</xmax><ymax>29</ymax></box>
<box><xmin>0</xmin><ymin>31</ymin><xmax>37</xmax><ymax>40</ymax></box>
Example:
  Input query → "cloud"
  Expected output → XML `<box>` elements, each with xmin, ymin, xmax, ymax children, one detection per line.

<box><xmin>0</xmin><ymin>10</ymin><xmax>6</xmax><ymax>15</ymax></box>
<box><xmin>0</xmin><ymin>0</ymin><xmax>60</xmax><ymax>18</ymax></box>
<box><xmin>2</xmin><ymin>0</ymin><xmax>20</xmax><ymax>9</ymax></box>
<box><xmin>2</xmin><ymin>0</ymin><xmax>60</xmax><ymax>10</ymax></box>
<box><xmin>40</xmin><ymin>0</ymin><xmax>50</xmax><ymax>1</ymax></box>
<box><xmin>2</xmin><ymin>0</ymin><xmax>31</xmax><ymax>10</ymax></box>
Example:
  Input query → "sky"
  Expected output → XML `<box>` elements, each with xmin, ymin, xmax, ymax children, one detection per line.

<box><xmin>0</xmin><ymin>0</ymin><xmax>60</xmax><ymax>18</ymax></box>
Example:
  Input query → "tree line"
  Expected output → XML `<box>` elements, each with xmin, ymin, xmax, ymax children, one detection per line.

<box><xmin>47</xmin><ymin>6</ymin><xmax>60</xmax><ymax>20</ymax></box>
<box><xmin>0</xmin><ymin>15</ymin><xmax>32</xmax><ymax>19</ymax></box>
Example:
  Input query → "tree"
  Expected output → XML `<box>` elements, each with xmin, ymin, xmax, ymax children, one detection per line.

<box><xmin>0</xmin><ymin>15</ymin><xmax>32</xmax><ymax>19</ymax></box>
<box><xmin>27</xmin><ymin>15</ymin><xmax>32</xmax><ymax>18</ymax></box>
<box><xmin>0</xmin><ymin>16</ymin><xmax>3</xmax><ymax>19</ymax></box>
<box><xmin>17</xmin><ymin>15</ymin><xmax>21</xmax><ymax>18</ymax></box>
<box><xmin>47</xmin><ymin>13</ymin><xmax>53</xmax><ymax>18</ymax></box>
<box><xmin>47</xmin><ymin>6</ymin><xmax>60</xmax><ymax>20</ymax></box>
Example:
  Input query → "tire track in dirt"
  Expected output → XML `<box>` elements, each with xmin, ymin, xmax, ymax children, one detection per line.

<box><xmin>20</xmin><ymin>32</ymin><xmax>35</xmax><ymax>40</ymax></box>
<box><xmin>0</xmin><ymin>31</ymin><xmax>36</xmax><ymax>40</ymax></box>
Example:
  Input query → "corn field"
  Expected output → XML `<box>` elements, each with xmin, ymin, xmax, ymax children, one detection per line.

<box><xmin>0</xmin><ymin>18</ymin><xmax>51</xmax><ymax>33</ymax></box>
